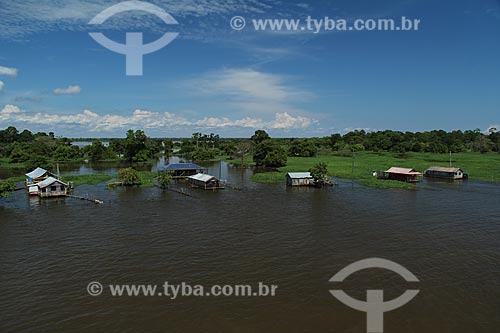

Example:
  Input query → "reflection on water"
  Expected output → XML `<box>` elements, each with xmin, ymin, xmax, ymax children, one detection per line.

<box><xmin>0</xmin><ymin>158</ymin><xmax>499</xmax><ymax>332</ymax></box>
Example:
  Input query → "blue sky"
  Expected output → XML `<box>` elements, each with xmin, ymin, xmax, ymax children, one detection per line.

<box><xmin>0</xmin><ymin>0</ymin><xmax>499</xmax><ymax>137</ymax></box>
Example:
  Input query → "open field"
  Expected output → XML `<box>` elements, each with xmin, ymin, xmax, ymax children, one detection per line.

<box><xmin>251</xmin><ymin>151</ymin><xmax>500</xmax><ymax>188</ymax></box>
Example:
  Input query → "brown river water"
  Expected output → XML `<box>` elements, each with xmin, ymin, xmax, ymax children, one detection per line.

<box><xmin>0</xmin><ymin>159</ymin><xmax>499</xmax><ymax>332</ymax></box>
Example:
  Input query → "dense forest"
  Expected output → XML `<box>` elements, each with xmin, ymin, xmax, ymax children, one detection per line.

<box><xmin>0</xmin><ymin>127</ymin><xmax>169</xmax><ymax>170</ymax></box>
<box><xmin>0</xmin><ymin>126</ymin><xmax>499</xmax><ymax>172</ymax></box>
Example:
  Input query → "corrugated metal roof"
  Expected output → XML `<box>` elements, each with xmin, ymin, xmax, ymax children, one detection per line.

<box><xmin>385</xmin><ymin>167</ymin><xmax>422</xmax><ymax>175</ymax></box>
<box><xmin>160</xmin><ymin>163</ymin><xmax>203</xmax><ymax>171</ymax></box>
<box><xmin>188</xmin><ymin>173</ymin><xmax>215</xmax><ymax>182</ymax></box>
<box><xmin>25</xmin><ymin>167</ymin><xmax>49</xmax><ymax>179</ymax></box>
<box><xmin>287</xmin><ymin>172</ymin><xmax>313</xmax><ymax>179</ymax></box>
<box><xmin>36</xmin><ymin>177</ymin><xmax>68</xmax><ymax>189</ymax></box>
<box><xmin>426</xmin><ymin>166</ymin><xmax>462</xmax><ymax>173</ymax></box>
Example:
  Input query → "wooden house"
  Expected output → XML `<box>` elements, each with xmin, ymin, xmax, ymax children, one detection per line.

<box><xmin>37</xmin><ymin>177</ymin><xmax>68</xmax><ymax>198</ymax></box>
<box><xmin>384</xmin><ymin>167</ymin><xmax>422</xmax><ymax>182</ymax></box>
<box><xmin>424</xmin><ymin>166</ymin><xmax>467</xmax><ymax>180</ymax></box>
<box><xmin>188</xmin><ymin>173</ymin><xmax>224</xmax><ymax>190</ymax></box>
<box><xmin>159</xmin><ymin>163</ymin><xmax>205</xmax><ymax>178</ymax></box>
<box><xmin>286</xmin><ymin>172</ymin><xmax>314</xmax><ymax>186</ymax></box>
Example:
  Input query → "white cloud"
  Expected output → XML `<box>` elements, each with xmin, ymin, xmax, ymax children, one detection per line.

<box><xmin>0</xmin><ymin>104</ymin><xmax>22</xmax><ymax>120</ymax></box>
<box><xmin>195</xmin><ymin>112</ymin><xmax>315</xmax><ymax>129</ymax></box>
<box><xmin>0</xmin><ymin>66</ymin><xmax>18</xmax><ymax>77</ymax></box>
<box><xmin>0</xmin><ymin>0</ymin><xmax>276</xmax><ymax>39</ymax></box>
<box><xmin>184</xmin><ymin>68</ymin><xmax>313</xmax><ymax>119</ymax></box>
<box><xmin>190</xmin><ymin>68</ymin><xmax>310</xmax><ymax>102</ymax></box>
<box><xmin>272</xmin><ymin>112</ymin><xmax>314</xmax><ymax>129</ymax></box>
<box><xmin>53</xmin><ymin>85</ymin><xmax>81</xmax><ymax>95</ymax></box>
<box><xmin>0</xmin><ymin>104</ymin><xmax>22</xmax><ymax>114</ymax></box>
<box><xmin>342</xmin><ymin>127</ymin><xmax>376</xmax><ymax>134</ymax></box>
<box><xmin>0</xmin><ymin>81</ymin><xmax>4</xmax><ymax>93</ymax></box>
<box><xmin>487</xmin><ymin>125</ymin><xmax>499</xmax><ymax>133</ymax></box>
<box><xmin>0</xmin><ymin>105</ymin><xmax>316</xmax><ymax>133</ymax></box>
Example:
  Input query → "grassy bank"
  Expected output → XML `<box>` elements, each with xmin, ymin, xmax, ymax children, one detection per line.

<box><xmin>0</xmin><ymin>158</ymin><xmax>26</xmax><ymax>169</ymax></box>
<box><xmin>224</xmin><ymin>155</ymin><xmax>255</xmax><ymax>166</ymax></box>
<box><xmin>62</xmin><ymin>174</ymin><xmax>113</xmax><ymax>186</ymax></box>
<box><xmin>251</xmin><ymin>151</ymin><xmax>500</xmax><ymax>188</ymax></box>
<box><xmin>105</xmin><ymin>171</ymin><xmax>158</xmax><ymax>188</ymax></box>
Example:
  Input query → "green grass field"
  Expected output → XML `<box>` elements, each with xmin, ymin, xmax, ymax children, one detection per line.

<box><xmin>251</xmin><ymin>151</ymin><xmax>500</xmax><ymax>188</ymax></box>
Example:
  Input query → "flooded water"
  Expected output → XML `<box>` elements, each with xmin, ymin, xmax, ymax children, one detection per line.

<box><xmin>0</xmin><ymin>160</ymin><xmax>499</xmax><ymax>332</ymax></box>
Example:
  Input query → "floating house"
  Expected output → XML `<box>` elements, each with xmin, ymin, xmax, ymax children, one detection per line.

<box><xmin>286</xmin><ymin>172</ymin><xmax>314</xmax><ymax>187</ymax></box>
<box><xmin>384</xmin><ymin>167</ymin><xmax>422</xmax><ymax>182</ymax></box>
<box><xmin>25</xmin><ymin>167</ymin><xmax>58</xmax><ymax>185</ymax></box>
<box><xmin>159</xmin><ymin>163</ymin><xmax>205</xmax><ymax>178</ymax></box>
<box><xmin>188</xmin><ymin>173</ymin><xmax>224</xmax><ymax>190</ymax></box>
<box><xmin>37</xmin><ymin>177</ymin><xmax>68</xmax><ymax>198</ymax></box>
<box><xmin>424</xmin><ymin>166</ymin><xmax>467</xmax><ymax>180</ymax></box>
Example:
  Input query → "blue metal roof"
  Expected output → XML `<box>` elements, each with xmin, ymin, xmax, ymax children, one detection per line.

<box><xmin>26</xmin><ymin>167</ymin><xmax>52</xmax><ymax>179</ymax></box>
<box><xmin>160</xmin><ymin>163</ymin><xmax>203</xmax><ymax>171</ymax></box>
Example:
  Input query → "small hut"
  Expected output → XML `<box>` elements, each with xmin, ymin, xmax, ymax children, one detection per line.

<box><xmin>37</xmin><ymin>177</ymin><xmax>68</xmax><ymax>198</ymax></box>
<box><xmin>188</xmin><ymin>173</ymin><xmax>223</xmax><ymax>190</ymax></box>
<box><xmin>286</xmin><ymin>172</ymin><xmax>314</xmax><ymax>186</ymax></box>
<box><xmin>159</xmin><ymin>163</ymin><xmax>205</xmax><ymax>178</ymax></box>
<box><xmin>384</xmin><ymin>167</ymin><xmax>422</xmax><ymax>182</ymax></box>
<box><xmin>424</xmin><ymin>166</ymin><xmax>467</xmax><ymax>180</ymax></box>
<box><xmin>25</xmin><ymin>167</ymin><xmax>58</xmax><ymax>185</ymax></box>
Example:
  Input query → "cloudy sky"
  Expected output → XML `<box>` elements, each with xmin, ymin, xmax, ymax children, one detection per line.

<box><xmin>0</xmin><ymin>0</ymin><xmax>499</xmax><ymax>137</ymax></box>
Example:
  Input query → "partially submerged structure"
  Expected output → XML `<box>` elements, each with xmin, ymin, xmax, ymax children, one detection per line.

<box><xmin>286</xmin><ymin>172</ymin><xmax>314</xmax><ymax>187</ymax></box>
<box><xmin>384</xmin><ymin>167</ymin><xmax>422</xmax><ymax>182</ymax></box>
<box><xmin>188</xmin><ymin>173</ymin><xmax>224</xmax><ymax>190</ymax></box>
<box><xmin>36</xmin><ymin>177</ymin><xmax>68</xmax><ymax>197</ymax></box>
<box><xmin>424</xmin><ymin>166</ymin><xmax>467</xmax><ymax>180</ymax></box>
<box><xmin>159</xmin><ymin>163</ymin><xmax>205</xmax><ymax>178</ymax></box>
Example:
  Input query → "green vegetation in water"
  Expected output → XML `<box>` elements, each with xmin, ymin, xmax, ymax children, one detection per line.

<box><xmin>62</xmin><ymin>174</ymin><xmax>113</xmax><ymax>186</ymax></box>
<box><xmin>224</xmin><ymin>155</ymin><xmax>255</xmax><ymax>166</ymax></box>
<box><xmin>357</xmin><ymin>178</ymin><xmax>416</xmax><ymax>189</ymax></box>
<box><xmin>137</xmin><ymin>171</ymin><xmax>157</xmax><ymax>187</ymax></box>
<box><xmin>0</xmin><ymin>158</ymin><xmax>27</xmax><ymax>169</ymax></box>
<box><xmin>6</xmin><ymin>175</ymin><xmax>26</xmax><ymax>183</ymax></box>
<box><xmin>105</xmin><ymin>170</ymin><xmax>158</xmax><ymax>188</ymax></box>
<box><xmin>0</xmin><ymin>181</ymin><xmax>16</xmax><ymax>198</ymax></box>
<box><xmin>251</xmin><ymin>172</ymin><xmax>284</xmax><ymax>184</ymax></box>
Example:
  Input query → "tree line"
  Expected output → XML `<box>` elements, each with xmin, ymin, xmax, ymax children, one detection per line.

<box><xmin>0</xmin><ymin>127</ymin><xmax>171</xmax><ymax>171</ymax></box>
<box><xmin>1</xmin><ymin>126</ymin><xmax>499</xmax><ymax>172</ymax></box>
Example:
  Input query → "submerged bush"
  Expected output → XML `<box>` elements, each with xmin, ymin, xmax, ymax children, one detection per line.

<box><xmin>117</xmin><ymin>167</ymin><xmax>141</xmax><ymax>186</ymax></box>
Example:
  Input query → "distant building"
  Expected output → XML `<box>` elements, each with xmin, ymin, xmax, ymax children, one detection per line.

<box><xmin>424</xmin><ymin>166</ymin><xmax>467</xmax><ymax>180</ymax></box>
<box><xmin>188</xmin><ymin>173</ymin><xmax>223</xmax><ymax>190</ymax></box>
<box><xmin>37</xmin><ymin>177</ymin><xmax>68</xmax><ymax>197</ymax></box>
<box><xmin>286</xmin><ymin>172</ymin><xmax>314</xmax><ymax>186</ymax></box>
<box><xmin>25</xmin><ymin>167</ymin><xmax>58</xmax><ymax>185</ymax></box>
<box><xmin>159</xmin><ymin>163</ymin><xmax>205</xmax><ymax>178</ymax></box>
<box><xmin>384</xmin><ymin>167</ymin><xmax>422</xmax><ymax>182</ymax></box>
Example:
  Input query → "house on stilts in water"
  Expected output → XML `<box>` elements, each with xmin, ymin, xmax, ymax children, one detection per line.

<box><xmin>286</xmin><ymin>172</ymin><xmax>315</xmax><ymax>186</ymax></box>
<box><xmin>36</xmin><ymin>177</ymin><xmax>68</xmax><ymax>198</ymax></box>
<box><xmin>384</xmin><ymin>167</ymin><xmax>422</xmax><ymax>182</ymax></box>
<box><xmin>159</xmin><ymin>163</ymin><xmax>205</xmax><ymax>178</ymax></box>
<box><xmin>188</xmin><ymin>173</ymin><xmax>224</xmax><ymax>190</ymax></box>
<box><xmin>25</xmin><ymin>167</ymin><xmax>59</xmax><ymax>195</ymax></box>
<box><xmin>424</xmin><ymin>166</ymin><xmax>468</xmax><ymax>180</ymax></box>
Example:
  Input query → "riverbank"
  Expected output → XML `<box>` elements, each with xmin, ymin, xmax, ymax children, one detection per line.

<box><xmin>250</xmin><ymin>151</ymin><xmax>500</xmax><ymax>189</ymax></box>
